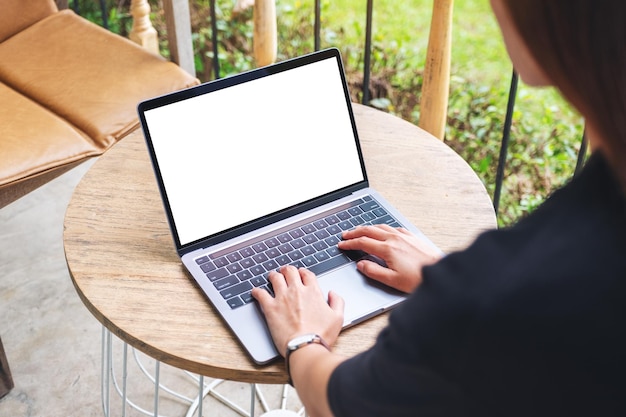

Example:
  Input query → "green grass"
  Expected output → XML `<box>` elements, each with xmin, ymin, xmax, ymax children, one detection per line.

<box><xmin>78</xmin><ymin>0</ymin><xmax>586</xmax><ymax>227</ymax></box>
<box><xmin>287</xmin><ymin>0</ymin><xmax>586</xmax><ymax>225</ymax></box>
<box><xmin>315</xmin><ymin>0</ymin><xmax>507</xmax><ymax>84</ymax></box>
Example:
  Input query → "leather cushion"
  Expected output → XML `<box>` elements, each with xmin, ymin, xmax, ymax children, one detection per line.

<box><xmin>0</xmin><ymin>0</ymin><xmax>57</xmax><ymax>43</ymax></box>
<box><xmin>0</xmin><ymin>82</ymin><xmax>99</xmax><ymax>187</ymax></box>
<box><xmin>0</xmin><ymin>10</ymin><xmax>199</xmax><ymax>151</ymax></box>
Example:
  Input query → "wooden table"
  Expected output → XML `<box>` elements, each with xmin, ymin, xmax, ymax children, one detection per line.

<box><xmin>64</xmin><ymin>103</ymin><xmax>496</xmax><ymax>385</ymax></box>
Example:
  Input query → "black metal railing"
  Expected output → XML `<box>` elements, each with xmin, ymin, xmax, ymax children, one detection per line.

<box><xmin>206</xmin><ymin>0</ymin><xmax>376</xmax><ymax>106</ymax></box>
<box><xmin>493</xmin><ymin>71</ymin><xmax>519</xmax><ymax>216</ymax></box>
<box><xmin>493</xmin><ymin>71</ymin><xmax>588</xmax><ymax>217</ymax></box>
<box><xmin>75</xmin><ymin>0</ymin><xmax>587</xmax><ymax>224</ymax></box>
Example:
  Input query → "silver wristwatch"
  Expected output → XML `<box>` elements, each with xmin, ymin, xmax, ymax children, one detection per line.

<box><xmin>285</xmin><ymin>333</ymin><xmax>330</xmax><ymax>386</ymax></box>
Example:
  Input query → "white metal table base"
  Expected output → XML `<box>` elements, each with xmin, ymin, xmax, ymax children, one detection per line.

<box><xmin>100</xmin><ymin>326</ymin><xmax>304</xmax><ymax>417</ymax></box>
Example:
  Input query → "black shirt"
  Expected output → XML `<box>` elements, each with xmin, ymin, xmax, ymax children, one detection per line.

<box><xmin>328</xmin><ymin>153</ymin><xmax>626</xmax><ymax>416</ymax></box>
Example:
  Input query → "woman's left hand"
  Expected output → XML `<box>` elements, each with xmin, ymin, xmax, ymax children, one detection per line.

<box><xmin>251</xmin><ymin>266</ymin><xmax>345</xmax><ymax>356</ymax></box>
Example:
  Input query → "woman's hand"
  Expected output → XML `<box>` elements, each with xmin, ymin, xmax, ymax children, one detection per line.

<box><xmin>251</xmin><ymin>265</ymin><xmax>345</xmax><ymax>356</ymax></box>
<box><xmin>338</xmin><ymin>224</ymin><xmax>443</xmax><ymax>293</ymax></box>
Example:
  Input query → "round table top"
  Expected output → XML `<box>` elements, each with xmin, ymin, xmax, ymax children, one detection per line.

<box><xmin>64</xmin><ymin>103</ymin><xmax>496</xmax><ymax>384</ymax></box>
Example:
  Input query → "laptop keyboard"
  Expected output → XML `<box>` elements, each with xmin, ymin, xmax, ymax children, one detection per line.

<box><xmin>194</xmin><ymin>195</ymin><xmax>402</xmax><ymax>309</ymax></box>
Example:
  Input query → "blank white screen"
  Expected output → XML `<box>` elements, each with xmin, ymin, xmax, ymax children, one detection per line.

<box><xmin>144</xmin><ymin>57</ymin><xmax>365</xmax><ymax>246</ymax></box>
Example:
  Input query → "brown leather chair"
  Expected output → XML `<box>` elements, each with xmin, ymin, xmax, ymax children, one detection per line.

<box><xmin>0</xmin><ymin>0</ymin><xmax>198</xmax><ymax>395</ymax></box>
<box><xmin>0</xmin><ymin>0</ymin><xmax>199</xmax><ymax>209</ymax></box>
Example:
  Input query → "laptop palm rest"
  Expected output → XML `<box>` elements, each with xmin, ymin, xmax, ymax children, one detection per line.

<box><xmin>317</xmin><ymin>263</ymin><xmax>405</xmax><ymax>327</ymax></box>
<box><xmin>226</xmin><ymin>261</ymin><xmax>404</xmax><ymax>365</ymax></box>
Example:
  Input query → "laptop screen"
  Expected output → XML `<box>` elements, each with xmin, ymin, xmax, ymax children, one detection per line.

<box><xmin>142</xmin><ymin>53</ymin><xmax>366</xmax><ymax>248</ymax></box>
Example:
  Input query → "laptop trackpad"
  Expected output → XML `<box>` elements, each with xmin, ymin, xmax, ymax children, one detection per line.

<box><xmin>317</xmin><ymin>263</ymin><xmax>406</xmax><ymax>327</ymax></box>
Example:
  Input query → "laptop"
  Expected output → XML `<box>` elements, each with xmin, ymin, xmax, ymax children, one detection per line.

<box><xmin>137</xmin><ymin>48</ymin><xmax>439</xmax><ymax>364</ymax></box>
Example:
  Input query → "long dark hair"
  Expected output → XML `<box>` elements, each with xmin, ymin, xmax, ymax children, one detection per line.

<box><xmin>502</xmin><ymin>0</ymin><xmax>626</xmax><ymax>188</ymax></box>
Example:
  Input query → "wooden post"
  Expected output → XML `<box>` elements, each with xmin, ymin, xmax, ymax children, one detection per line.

<box><xmin>253</xmin><ymin>0</ymin><xmax>277</xmax><ymax>67</ymax></box>
<box><xmin>129</xmin><ymin>0</ymin><xmax>160</xmax><ymax>56</ymax></box>
<box><xmin>163</xmin><ymin>0</ymin><xmax>196</xmax><ymax>77</ymax></box>
<box><xmin>0</xmin><ymin>337</ymin><xmax>13</xmax><ymax>399</ymax></box>
<box><xmin>419</xmin><ymin>0</ymin><xmax>454</xmax><ymax>141</ymax></box>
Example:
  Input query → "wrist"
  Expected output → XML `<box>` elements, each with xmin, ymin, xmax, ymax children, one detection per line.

<box><xmin>285</xmin><ymin>333</ymin><xmax>330</xmax><ymax>386</ymax></box>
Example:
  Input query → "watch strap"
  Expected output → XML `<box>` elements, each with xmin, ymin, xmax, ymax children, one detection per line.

<box><xmin>285</xmin><ymin>333</ymin><xmax>330</xmax><ymax>386</ymax></box>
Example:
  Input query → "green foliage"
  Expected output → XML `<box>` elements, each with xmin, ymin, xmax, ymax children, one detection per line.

<box><xmin>445</xmin><ymin>76</ymin><xmax>584</xmax><ymax>226</ymax></box>
<box><xmin>193</xmin><ymin>0</ymin><xmax>255</xmax><ymax>78</ymax></box>
<box><xmin>76</xmin><ymin>0</ymin><xmax>585</xmax><ymax>227</ymax></box>
<box><xmin>69</xmin><ymin>0</ymin><xmax>133</xmax><ymax>36</ymax></box>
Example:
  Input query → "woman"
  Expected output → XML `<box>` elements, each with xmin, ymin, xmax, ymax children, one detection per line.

<box><xmin>252</xmin><ymin>1</ymin><xmax>626</xmax><ymax>415</ymax></box>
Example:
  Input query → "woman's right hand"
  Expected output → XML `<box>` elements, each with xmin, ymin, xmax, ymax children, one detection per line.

<box><xmin>338</xmin><ymin>225</ymin><xmax>442</xmax><ymax>293</ymax></box>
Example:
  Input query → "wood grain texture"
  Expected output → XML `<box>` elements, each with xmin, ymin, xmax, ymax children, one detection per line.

<box><xmin>253</xmin><ymin>0</ymin><xmax>277</xmax><ymax>66</ymax></box>
<box><xmin>129</xmin><ymin>0</ymin><xmax>159</xmax><ymax>55</ymax></box>
<box><xmin>64</xmin><ymin>103</ymin><xmax>495</xmax><ymax>384</ymax></box>
<box><xmin>163</xmin><ymin>0</ymin><xmax>196</xmax><ymax>76</ymax></box>
<box><xmin>419</xmin><ymin>0</ymin><xmax>454</xmax><ymax>140</ymax></box>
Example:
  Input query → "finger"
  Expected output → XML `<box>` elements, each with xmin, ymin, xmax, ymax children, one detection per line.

<box><xmin>280</xmin><ymin>265</ymin><xmax>302</xmax><ymax>286</ymax></box>
<box><xmin>356</xmin><ymin>259</ymin><xmax>398</xmax><ymax>287</ymax></box>
<box><xmin>341</xmin><ymin>225</ymin><xmax>403</xmax><ymax>248</ymax></box>
<box><xmin>342</xmin><ymin>225</ymin><xmax>390</xmax><ymax>241</ymax></box>
<box><xmin>267</xmin><ymin>270</ymin><xmax>288</xmax><ymax>291</ymax></box>
<box><xmin>372</xmin><ymin>224</ymin><xmax>397</xmax><ymax>233</ymax></box>
<box><xmin>338</xmin><ymin>235</ymin><xmax>390</xmax><ymax>260</ymax></box>
<box><xmin>251</xmin><ymin>287</ymin><xmax>273</xmax><ymax>306</ymax></box>
<box><xmin>299</xmin><ymin>267</ymin><xmax>319</xmax><ymax>286</ymax></box>
<box><xmin>397</xmin><ymin>227</ymin><xmax>412</xmax><ymax>235</ymax></box>
<box><xmin>327</xmin><ymin>290</ymin><xmax>345</xmax><ymax>315</ymax></box>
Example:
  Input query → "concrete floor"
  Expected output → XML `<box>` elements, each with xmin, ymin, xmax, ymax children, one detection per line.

<box><xmin>0</xmin><ymin>161</ymin><xmax>302</xmax><ymax>417</ymax></box>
